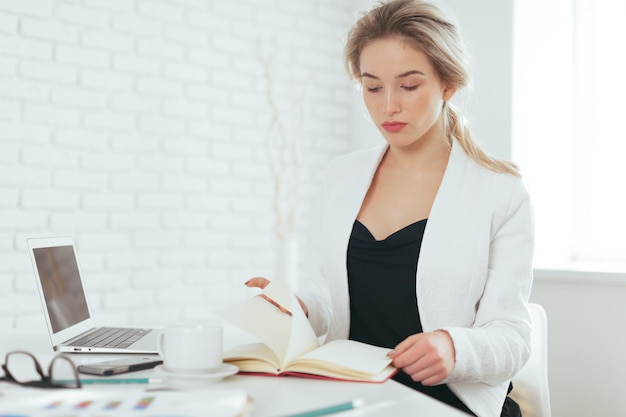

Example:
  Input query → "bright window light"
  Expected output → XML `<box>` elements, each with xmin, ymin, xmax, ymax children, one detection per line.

<box><xmin>513</xmin><ymin>0</ymin><xmax>626</xmax><ymax>270</ymax></box>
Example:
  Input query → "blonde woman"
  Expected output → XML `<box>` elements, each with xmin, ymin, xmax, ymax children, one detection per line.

<box><xmin>249</xmin><ymin>1</ymin><xmax>533</xmax><ymax>415</ymax></box>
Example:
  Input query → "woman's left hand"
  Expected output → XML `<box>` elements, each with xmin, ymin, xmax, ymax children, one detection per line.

<box><xmin>388</xmin><ymin>330</ymin><xmax>456</xmax><ymax>386</ymax></box>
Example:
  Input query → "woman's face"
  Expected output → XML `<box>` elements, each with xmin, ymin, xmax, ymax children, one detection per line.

<box><xmin>359</xmin><ymin>36</ymin><xmax>454</xmax><ymax>149</ymax></box>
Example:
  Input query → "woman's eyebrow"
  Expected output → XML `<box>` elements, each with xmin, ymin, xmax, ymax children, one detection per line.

<box><xmin>360</xmin><ymin>72</ymin><xmax>379</xmax><ymax>80</ymax></box>
<box><xmin>396</xmin><ymin>70</ymin><xmax>426</xmax><ymax>78</ymax></box>
<box><xmin>361</xmin><ymin>70</ymin><xmax>426</xmax><ymax>79</ymax></box>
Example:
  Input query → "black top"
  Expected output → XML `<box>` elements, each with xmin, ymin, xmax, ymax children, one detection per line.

<box><xmin>347</xmin><ymin>219</ymin><xmax>522</xmax><ymax>417</ymax></box>
<box><xmin>347</xmin><ymin>219</ymin><xmax>475</xmax><ymax>415</ymax></box>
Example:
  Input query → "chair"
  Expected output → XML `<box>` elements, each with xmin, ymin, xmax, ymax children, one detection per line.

<box><xmin>510</xmin><ymin>303</ymin><xmax>552</xmax><ymax>417</ymax></box>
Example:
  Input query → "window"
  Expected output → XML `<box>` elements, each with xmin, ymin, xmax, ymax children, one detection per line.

<box><xmin>513</xmin><ymin>0</ymin><xmax>626</xmax><ymax>269</ymax></box>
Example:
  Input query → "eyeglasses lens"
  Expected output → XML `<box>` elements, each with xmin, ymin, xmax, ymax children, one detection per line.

<box><xmin>50</xmin><ymin>356</ymin><xmax>79</xmax><ymax>388</ymax></box>
<box><xmin>5</xmin><ymin>352</ymin><xmax>42</xmax><ymax>383</ymax></box>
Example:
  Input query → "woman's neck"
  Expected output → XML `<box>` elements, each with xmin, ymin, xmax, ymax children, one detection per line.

<box><xmin>385</xmin><ymin>133</ymin><xmax>450</xmax><ymax>172</ymax></box>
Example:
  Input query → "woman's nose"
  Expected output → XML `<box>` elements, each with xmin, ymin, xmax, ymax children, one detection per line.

<box><xmin>383</xmin><ymin>91</ymin><xmax>401</xmax><ymax>116</ymax></box>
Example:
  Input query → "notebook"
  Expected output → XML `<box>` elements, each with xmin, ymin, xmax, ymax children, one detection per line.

<box><xmin>27</xmin><ymin>236</ymin><xmax>159</xmax><ymax>354</ymax></box>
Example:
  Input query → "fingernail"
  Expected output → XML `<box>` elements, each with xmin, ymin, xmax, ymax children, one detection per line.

<box><xmin>244</xmin><ymin>280</ymin><xmax>250</xmax><ymax>285</ymax></box>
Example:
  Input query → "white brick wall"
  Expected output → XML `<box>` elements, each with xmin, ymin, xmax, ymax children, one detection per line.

<box><xmin>0</xmin><ymin>0</ymin><xmax>355</xmax><ymax>331</ymax></box>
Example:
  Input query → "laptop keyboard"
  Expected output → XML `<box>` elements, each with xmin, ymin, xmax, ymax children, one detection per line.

<box><xmin>73</xmin><ymin>327</ymin><xmax>150</xmax><ymax>349</ymax></box>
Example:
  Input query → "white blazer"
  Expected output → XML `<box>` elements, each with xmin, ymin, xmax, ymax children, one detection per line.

<box><xmin>297</xmin><ymin>139</ymin><xmax>534</xmax><ymax>417</ymax></box>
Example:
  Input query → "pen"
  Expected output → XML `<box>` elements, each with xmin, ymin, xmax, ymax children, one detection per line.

<box><xmin>57</xmin><ymin>378</ymin><xmax>162</xmax><ymax>385</ymax></box>
<box><xmin>285</xmin><ymin>399</ymin><xmax>364</xmax><ymax>417</ymax></box>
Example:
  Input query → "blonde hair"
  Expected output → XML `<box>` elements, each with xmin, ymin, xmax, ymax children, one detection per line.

<box><xmin>344</xmin><ymin>0</ymin><xmax>519</xmax><ymax>175</ymax></box>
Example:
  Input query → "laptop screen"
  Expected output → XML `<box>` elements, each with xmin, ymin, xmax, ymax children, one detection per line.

<box><xmin>33</xmin><ymin>245</ymin><xmax>90</xmax><ymax>333</ymax></box>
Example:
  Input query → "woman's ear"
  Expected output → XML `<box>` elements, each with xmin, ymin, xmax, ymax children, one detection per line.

<box><xmin>442</xmin><ymin>85</ymin><xmax>457</xmax><ymax>101</ymax></box>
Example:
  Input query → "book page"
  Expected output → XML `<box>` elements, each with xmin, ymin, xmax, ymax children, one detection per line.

<box><xmin>263</xmin><ymin>275</ymin><xmax>293</xmax><ymax>312</ymax></box>
<box><xmin>282</xmin><ymin>293</ymin><xmax>319</xmax><ymax>366</ymax></box>
<box><xmin>286</xmin><ymin>339</ymin><xmax>395</xmax><ymax>380</ymax></box>
<box><xmin>217</xmin><ymin>295</ymin><xmax>292</xmax><ymax>362</ymax></box>
<box><xmin>223</xmin><ymin>342</ymin><xmax>281</xmax><ymax>372</ymax></box>
<box><xmin>217</xmin><ymin>280</ymin><xmax>319</xmax><ymax>370</ymax></box>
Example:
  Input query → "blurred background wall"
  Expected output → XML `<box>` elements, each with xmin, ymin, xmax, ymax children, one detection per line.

<box><xmin>0</xmin><ymin>0</ymin><xmax>354</xmax><ymax>328</ymax></box>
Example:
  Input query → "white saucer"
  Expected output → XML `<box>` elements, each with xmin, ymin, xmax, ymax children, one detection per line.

<box><xmin>154</xmin><ymin>364</ymin><xmax>239</xmax><ymax>385</ymax></box>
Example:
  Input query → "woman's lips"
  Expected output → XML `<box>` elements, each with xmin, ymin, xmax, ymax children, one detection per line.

<box><xmin>382</xmin><ymin>121</ymin><xmax>407</xmax><ymax>132</ymax></box>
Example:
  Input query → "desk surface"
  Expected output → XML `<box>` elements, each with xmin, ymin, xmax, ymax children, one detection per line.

<box><xmin>0</xmin><ymin>330</ymin><xmax>467</xmax><ymax>417</ymax></box>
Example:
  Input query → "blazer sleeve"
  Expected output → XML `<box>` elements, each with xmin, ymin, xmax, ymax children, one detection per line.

<box><xmin>443</xmin><ymin>176</ymin><xmax>534</xmax><ymax>385</ymax></box>
<box><xmin>296</xmin><ymin>186</ymin><xmax>332</xmax><ymax>336</ymax></box>
<box><xmin>296</xmin><ymin>162</ymin><xmax>336</xmax><ymax>338</ymax></box>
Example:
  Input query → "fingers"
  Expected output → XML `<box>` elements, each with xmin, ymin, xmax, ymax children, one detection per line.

<box><xmin>245</xmin><ymin>277</ymin><xmax>270</xmax><ymax>289</ymax></box>
<box><xmin>387</xmin><ymin>333</ymin><xmax>420</xmax><ymax>358</ymax></box>
<box><xmin>244</xmin><ymin>277</ymin><xmax>309</xmax><ymax>318</ymax></box>
<box><xmin>258</xmin><ymin>294</ymin><xmax>292</xmax><ymax>316</ymax></box>
<box><xmin>296</xmin><ymin>296</ymin><xmax>309</xmax><ymax>317</ymax></box>
<box><xmin>402</xmin><ymin>352</ymin><xmax>449</xmax><ymax>385</ymax></box>
<box><xmin>389</xmin><ymin>331</ymin><xmax>455</xmax><ymax>386</ymax></box>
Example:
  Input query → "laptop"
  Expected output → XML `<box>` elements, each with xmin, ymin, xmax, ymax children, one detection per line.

<box><xmin>27</xmin><ymin>236</ymin><xmax>159</xmax><ymax>354</ymax></box>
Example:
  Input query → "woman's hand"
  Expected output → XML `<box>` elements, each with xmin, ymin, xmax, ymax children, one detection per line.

<box><xmin>388</xmin><ymin>330</ymin><xmax>456</xmax><ymax>386</ymax></box>
<box><xmin>245</xmin><ymin>277</ymin><xmax>309</xmax><ymax>317</ymax></box>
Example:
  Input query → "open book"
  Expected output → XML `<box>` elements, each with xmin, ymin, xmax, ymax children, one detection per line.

<box><xmin>216</xmin><ymin>280</ymin><xmax>397</xmax><ymax>383</ymax></box>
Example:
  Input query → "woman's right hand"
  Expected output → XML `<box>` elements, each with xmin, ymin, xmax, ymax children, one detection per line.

<box><xmin>245</xmin><ymin>277</ymin><xmax>309</xmax><ymax>317</ymax></box>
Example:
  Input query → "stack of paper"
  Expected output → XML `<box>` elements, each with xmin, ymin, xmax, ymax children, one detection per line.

<box><xmin>0</xmin><ymin>388</ymin><xmax>250</xmax><ymax>417</ymax></box>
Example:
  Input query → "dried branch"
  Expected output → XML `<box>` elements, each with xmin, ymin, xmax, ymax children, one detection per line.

<box><xmin>257</xmin><ymin>39</ymin><xmax>311</xmax><ymax>241</ymax></box>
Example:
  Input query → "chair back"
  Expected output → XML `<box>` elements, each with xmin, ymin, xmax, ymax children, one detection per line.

<box><xmin>510</xmin><ymin>303</ymin><xmax>551</xmax><ymax>417</ymax></box>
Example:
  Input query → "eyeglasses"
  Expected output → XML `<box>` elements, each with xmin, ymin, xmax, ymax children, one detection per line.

<box><xmin>0</xmin><ymin>350</ymin><xmax>82</xmax><ymax>389</ymax></box>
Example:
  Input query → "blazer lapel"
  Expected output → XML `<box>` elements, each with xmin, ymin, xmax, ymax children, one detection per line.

<box><xmin>324</xmin><ymin>145</ymin><xmax>387</xmax><ymax>339</ymax></box>
<box><xmin>416</xmin><ymin>140</ymin><xmax>472</xmax><ymax>330</ymax></box>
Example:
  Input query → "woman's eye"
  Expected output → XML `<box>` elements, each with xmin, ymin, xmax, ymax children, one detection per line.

<box><xmin>366</xmin><ymin>86</ymin><xmax>382</xmax><ymax>92</ymax></box>
<box><xmin>402</xmin><ymin>85</ymin><xmax>418</xmax><ymax>91</ymax></box>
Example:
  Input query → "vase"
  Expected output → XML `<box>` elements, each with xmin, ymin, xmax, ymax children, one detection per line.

<box><xmin>275</xmin><ymin>238</ymin><xmax>300</xmax><ymax>291</ymax></box>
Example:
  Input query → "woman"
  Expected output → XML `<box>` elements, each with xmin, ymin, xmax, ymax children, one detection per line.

<box><xmin>248</xmin><ymin>1</ymin><xmax>533</xmax><ymax>415</ymax></box>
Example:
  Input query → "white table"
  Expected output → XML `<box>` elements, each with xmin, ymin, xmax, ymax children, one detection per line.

<box><xmin>0</xmin><ymin>330</ymin><xmax>468</xmax><ymax>417</ymax></box>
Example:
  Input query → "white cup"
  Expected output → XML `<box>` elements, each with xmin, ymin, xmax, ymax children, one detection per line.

<box><xmin>157</xmin><ymin>323</ymin><xmax>223</xmax><ymax>374</ymax></box>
